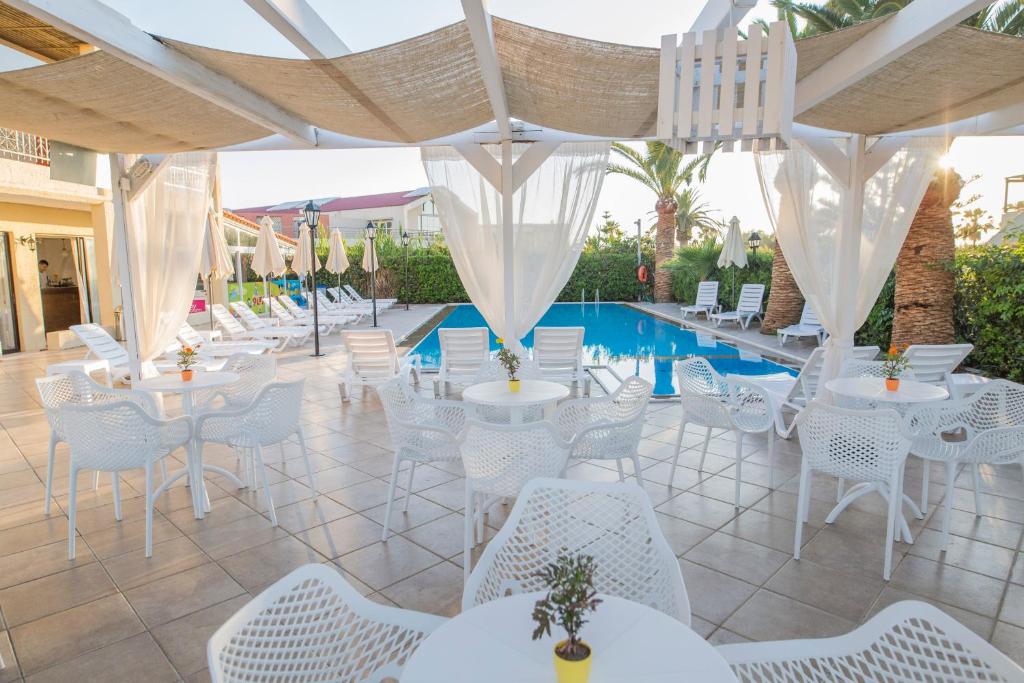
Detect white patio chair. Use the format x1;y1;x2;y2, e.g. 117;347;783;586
459;419;571;581
194;380;314;526
268;297;337;335
905;379;1024;547
903;343;990;400
533;326;591;396
178;321;274;356
793;401;911;580
671;359;777;507
344;283;396;307
193;353;277;413
207;563;445;683
377;377;467;541
718;600;1024;682
777;302;825;346
554;375;652;485
709;283;765;329
230;302;312;347
211;304;291;351
338;329;421;401
463;478;691;624
62;400;191;558
434;327;491;397
277;294;356;328
36;371;163;515
680;280;719;319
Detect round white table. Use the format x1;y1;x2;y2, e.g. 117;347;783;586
403;593;736;683
824;376;950;544
825;377;949;404
462;380;570;423
135;370;241;519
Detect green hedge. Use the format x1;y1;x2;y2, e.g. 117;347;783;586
664;242;773;308
559;252;654;302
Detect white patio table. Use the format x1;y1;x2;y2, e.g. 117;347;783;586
824;376;950;543
135;370;242;519
403;593;736;683
462;379;569;423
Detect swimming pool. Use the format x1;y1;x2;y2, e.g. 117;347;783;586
408;303;796;396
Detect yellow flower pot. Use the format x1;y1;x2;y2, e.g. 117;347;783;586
508;379;521;393
553;641;591;683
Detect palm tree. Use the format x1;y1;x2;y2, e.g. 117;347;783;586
607;142;714;302
770;0;1024;37
674;187;719;245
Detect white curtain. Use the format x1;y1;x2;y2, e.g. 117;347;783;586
422;141;609;344
755;138;942;394
121;152;216;362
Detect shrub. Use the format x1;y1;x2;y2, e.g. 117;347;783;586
664;242;772;306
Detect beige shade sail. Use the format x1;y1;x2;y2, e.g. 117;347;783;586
0;2;89;62
0;51;269;152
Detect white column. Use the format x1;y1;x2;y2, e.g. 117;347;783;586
109;153;143;382
500;139;516;347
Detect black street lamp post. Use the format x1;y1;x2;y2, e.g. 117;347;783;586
401;231;411;311
365;221;378;328
303;201;322;357
748;230;762;257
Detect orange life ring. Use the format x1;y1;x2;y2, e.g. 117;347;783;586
637;265;649;283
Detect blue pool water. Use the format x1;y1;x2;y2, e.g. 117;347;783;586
409;303;796;396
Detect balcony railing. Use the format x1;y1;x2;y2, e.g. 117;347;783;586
0;128;50;166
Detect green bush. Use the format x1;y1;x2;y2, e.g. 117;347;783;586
855;271;896;349
559;252;654;302
664;242;773;307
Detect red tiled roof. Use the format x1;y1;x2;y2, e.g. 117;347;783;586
319;191;421;212
223;209;297;245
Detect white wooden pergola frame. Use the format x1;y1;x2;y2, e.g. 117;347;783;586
7;0;1024;378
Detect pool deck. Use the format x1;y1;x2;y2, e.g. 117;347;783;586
631;302;817;368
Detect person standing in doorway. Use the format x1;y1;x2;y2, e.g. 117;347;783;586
38;259;49;288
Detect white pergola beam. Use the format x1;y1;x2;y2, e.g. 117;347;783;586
795;0;991;115
8;0;318;147
461;0;511;140
688;0;757;33
243;0;350;58
453;142;501;190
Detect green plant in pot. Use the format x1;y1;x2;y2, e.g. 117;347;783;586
882;344;910;391
497;347;521;393
532;553;602;683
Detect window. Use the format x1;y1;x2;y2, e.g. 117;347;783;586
419;198;441;231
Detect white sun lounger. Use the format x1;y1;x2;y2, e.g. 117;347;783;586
212;304;305;351
902;343;989;400
777;302;825;345
230;302;313;347
344;283;396;308
319;290;372;318
435;327;490;397
277;295;357;329
178;322;274;356
710;283;765;330
269;298;338;335
338;329;421;401
680;281;719;319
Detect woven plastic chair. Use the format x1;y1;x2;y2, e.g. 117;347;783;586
61;400;191;558
905;379;1024;548
338;329;421;401
377;377;467;541
554;375;652;484
718;600;1024;682
195;380;312;526
794;401;911;580
36;371;163;516
207;563;445;683
459;419;570;581
434;327;490;397
194;353;277;413
463;478;690;624
672;358;777;506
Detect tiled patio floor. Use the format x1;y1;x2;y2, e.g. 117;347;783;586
1;341;1022;681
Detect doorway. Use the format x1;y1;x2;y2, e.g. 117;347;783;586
36;235;95;339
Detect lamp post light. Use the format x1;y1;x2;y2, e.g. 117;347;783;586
748;230;761;257
365;221;378;328
303;200;322;357
401;231;411;311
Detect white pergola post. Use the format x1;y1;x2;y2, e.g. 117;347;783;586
108;153;143;382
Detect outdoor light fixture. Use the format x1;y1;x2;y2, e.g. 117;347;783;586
304;201;323;357
748;230;761;255
401;231;411;311
17;234;37;251
365;220;379;327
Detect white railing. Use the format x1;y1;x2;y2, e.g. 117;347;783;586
0;128;50;166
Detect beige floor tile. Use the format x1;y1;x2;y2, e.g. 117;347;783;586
723;589;855;642
1001;583;1024;628
80;515;184;559
296;513;383;559
339;536;445;591
362;493;452;535
765;559;885;623
798;526;906;580
992;622;1024;668
102;535;211;591
0;631;19;683
23;632;178;683
325;478;394;511
684;531;789;585
10;594;144;674
720;508;813;554
164;496;259;536
0;539;95;590
0;516;68;555
0;561;116;627
270;496;353;534
124;563;245;628
656;491;740;529
189;513;287;560
890;555;1008;618
868;586;994;638
151;595;250;676
218;536;326;592
906;527;1016;580
379;561;464;617
678;559;757;625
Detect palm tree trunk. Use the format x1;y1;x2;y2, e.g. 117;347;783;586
891;171;961;348
761;241;804;335
654;203;677;302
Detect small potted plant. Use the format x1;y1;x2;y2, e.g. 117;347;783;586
177;344;200;382
497;347;521;393
531;553;602;683
882;344;910;391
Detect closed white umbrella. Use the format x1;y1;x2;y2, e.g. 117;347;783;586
292;224;321;305
253;216;286;318
325;229;349;298
361;237;376;271
718;216;748;306
199;206;233;328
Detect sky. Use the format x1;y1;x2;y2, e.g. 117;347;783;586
2;0;1022;236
